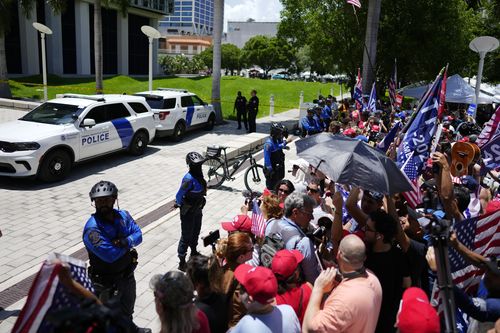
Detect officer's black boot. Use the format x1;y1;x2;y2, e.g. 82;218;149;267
178;256;187;272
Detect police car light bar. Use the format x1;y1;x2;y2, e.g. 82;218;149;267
58;94;105;102
157;88;189;93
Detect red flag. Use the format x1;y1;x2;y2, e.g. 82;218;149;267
438;67;447;120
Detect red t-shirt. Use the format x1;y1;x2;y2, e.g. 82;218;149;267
193;309;211;333
275;283;312;324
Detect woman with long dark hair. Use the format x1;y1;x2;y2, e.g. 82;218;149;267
175;152;207;271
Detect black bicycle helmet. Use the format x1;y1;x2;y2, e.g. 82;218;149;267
270;122;284;136
186;151;205;166
89;180;118;201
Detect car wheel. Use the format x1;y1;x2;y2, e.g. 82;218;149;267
205;113;215;131
38;149;72;182
129;131;148;156
172;122;185;142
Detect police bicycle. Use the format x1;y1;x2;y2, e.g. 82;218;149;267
201;145;265;192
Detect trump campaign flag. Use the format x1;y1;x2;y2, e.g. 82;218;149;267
366;82;377;112
377;121;402;153
12;254;93;333
397;68;445;208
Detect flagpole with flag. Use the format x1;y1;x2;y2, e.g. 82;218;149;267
353;68;363;110
397;67;445;208
388;58;397;111
366;82;377;112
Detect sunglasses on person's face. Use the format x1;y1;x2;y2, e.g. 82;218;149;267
278;187;290;194
307;186;319;193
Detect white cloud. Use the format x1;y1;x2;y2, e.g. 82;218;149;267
223;0;282;32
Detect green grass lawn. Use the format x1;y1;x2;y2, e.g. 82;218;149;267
8;75;346;119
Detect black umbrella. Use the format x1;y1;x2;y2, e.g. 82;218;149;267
295;133;412;195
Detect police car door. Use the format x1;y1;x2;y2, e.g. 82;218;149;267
79;105;115;159
181;95;195;128
191;95;208;125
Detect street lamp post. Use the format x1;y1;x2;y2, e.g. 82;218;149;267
32;22;53;101
141;25;161;92
468;36;499;118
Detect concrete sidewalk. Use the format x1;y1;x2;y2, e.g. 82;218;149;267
0;108;302;332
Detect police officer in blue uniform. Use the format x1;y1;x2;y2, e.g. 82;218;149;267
301;107;323;137
175;152;207;271
83;180;150;333
264;123;289;190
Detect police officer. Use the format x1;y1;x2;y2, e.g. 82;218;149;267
175;152;207;271
233;91;248;130
301;107;322;137
83;181;150;333
247;89;259;133
264;122;289;190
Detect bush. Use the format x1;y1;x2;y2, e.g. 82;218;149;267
158;55;206;75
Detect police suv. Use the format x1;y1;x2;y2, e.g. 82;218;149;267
135;88;216;141
0;94;157;182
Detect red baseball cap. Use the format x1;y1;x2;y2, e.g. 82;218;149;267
271;249;304;280
221;214;252;233
485;199;500;215
397;287;440;333
234;264;278;304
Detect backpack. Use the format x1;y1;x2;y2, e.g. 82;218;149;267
260;233;285;267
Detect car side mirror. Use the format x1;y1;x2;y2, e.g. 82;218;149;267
81;118;96;128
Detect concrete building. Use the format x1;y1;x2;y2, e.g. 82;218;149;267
5;0;172;76
225;21;279;48
159;35;212;58
158;0;214;36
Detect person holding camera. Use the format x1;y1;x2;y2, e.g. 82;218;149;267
83;180;150;333
302;235;382;333
175;152;207;272
263;122;289;190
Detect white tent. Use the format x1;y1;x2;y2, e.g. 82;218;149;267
399;74;499;104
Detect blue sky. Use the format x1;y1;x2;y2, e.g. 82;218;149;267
224;0;282;31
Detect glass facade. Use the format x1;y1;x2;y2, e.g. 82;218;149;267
159;0;214;35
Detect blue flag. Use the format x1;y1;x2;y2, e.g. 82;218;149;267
377;121;402;153
366;82;377;112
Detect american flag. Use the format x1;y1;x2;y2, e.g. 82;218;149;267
347;0;361;8
397;69;444;208
366;82;377;112
353;68;363;110
388;59;397;110
450;210;500;293
335;184;352;224
251;199;266;237
12;254;93;333
476;105;500;148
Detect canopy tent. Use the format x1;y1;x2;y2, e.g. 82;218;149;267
399;74;499;104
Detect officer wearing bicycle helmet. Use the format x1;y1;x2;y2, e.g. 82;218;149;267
264;123;289;190
175;152;207;271
83;181;150;333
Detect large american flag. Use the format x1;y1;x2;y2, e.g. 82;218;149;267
353;68;363;110
251;199;266;237
397;69;444;208
388;59;397;110
347;0;361;8
12;254;93;333
450;210;500;293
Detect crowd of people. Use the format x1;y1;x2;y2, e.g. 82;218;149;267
16;95;500;333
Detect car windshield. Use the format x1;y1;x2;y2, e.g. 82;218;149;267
20;103;82;125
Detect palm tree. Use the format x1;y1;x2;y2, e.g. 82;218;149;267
362;0;382;94
212;0;224;124
0;0;65;98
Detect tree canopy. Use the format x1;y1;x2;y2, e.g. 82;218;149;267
241;35;294;74
279;0;496;88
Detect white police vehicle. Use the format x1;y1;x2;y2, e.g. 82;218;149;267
0;94;157;182
135;88;216;141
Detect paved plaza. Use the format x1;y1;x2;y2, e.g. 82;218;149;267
0;106;301;332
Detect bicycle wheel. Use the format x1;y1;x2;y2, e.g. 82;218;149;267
244;164;266;193
201;158;226;188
